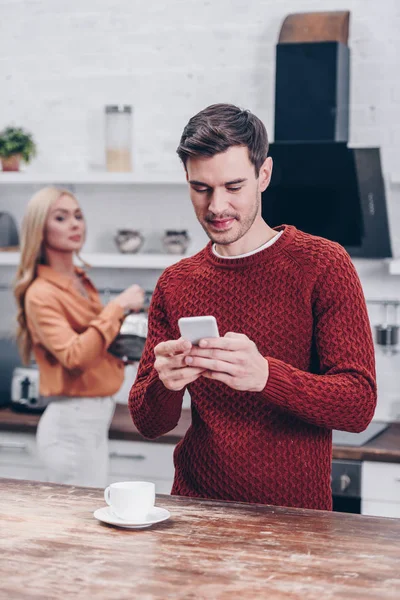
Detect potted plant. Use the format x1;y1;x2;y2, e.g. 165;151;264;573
0;126;37;171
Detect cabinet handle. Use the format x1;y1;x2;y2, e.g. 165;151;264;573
0;442;29;452
109;452;146;461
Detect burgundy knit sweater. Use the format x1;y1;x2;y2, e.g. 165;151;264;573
129;225;376;510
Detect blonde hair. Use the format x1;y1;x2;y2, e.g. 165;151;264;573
13;186;85;364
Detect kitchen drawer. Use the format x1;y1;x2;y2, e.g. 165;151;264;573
362;461;400;503
0;432;40;468
0;463;47;482
108;440;175;481
362;500;400;519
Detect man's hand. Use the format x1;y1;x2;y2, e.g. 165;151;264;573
184;332;269;392
154;337;206;391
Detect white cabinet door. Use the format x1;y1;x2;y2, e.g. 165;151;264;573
108;439;175;494
0;432;177;492
0;431;46;482
362;462;400;503
362;461;400;517
362;500;400;519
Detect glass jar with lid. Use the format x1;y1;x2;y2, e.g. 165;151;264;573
105;105;132;172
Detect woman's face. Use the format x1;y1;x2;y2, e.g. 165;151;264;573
44;194;86;253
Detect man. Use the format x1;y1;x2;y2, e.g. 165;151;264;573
129;103;376;510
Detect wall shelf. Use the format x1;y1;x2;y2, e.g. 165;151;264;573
0;252;189;269
0;172;186;185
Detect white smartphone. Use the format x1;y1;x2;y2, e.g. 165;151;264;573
178;316;220;345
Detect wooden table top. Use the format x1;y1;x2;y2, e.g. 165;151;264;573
1;403;399;462
1;478;399;599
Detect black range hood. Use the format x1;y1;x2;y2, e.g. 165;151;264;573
262;12;392;259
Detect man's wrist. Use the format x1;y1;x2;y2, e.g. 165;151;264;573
261;357;269;390
264;358;269;385
254;357;269;392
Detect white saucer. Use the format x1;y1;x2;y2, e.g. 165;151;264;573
93;506;171;529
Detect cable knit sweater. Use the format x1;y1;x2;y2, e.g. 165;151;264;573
129;225;376;510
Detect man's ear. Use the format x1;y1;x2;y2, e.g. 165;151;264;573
258;157;273;193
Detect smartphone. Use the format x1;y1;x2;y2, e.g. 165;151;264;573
178;316;220;345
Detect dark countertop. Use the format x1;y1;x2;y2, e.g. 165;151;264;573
332;423;400;463
0;402;191;445
1;478;399;599
1;403;399;462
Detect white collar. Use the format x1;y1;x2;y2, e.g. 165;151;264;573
212;230;283;259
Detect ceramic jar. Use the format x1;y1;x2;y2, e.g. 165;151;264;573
162;230;190;254
114;230;144;253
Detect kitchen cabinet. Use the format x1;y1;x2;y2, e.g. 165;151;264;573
0;430;175;493
108;439;175;494
361;461;400;518
362;500;400;518
0;431;46;482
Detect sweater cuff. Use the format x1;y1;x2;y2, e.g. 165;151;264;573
146;367;184;408
90;300;125;346
261;356;296;409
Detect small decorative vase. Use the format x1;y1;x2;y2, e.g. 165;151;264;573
114;230;144;254
162;230;190;254
1;154;21;172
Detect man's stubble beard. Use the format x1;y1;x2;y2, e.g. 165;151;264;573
200;193;260;246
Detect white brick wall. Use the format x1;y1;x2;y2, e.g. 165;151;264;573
1;0;400;420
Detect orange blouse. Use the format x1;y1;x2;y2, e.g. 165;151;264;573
25;265;125;398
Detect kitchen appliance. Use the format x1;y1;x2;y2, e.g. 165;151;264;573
262;11;392;259
0;212;19;249
371;300;400;420
331;459;361;513
108;312;148;363
11;365;49;413
331;421;388;513
374;302;399;353
275;41;349;142
0;336;22;407
263;143;391;258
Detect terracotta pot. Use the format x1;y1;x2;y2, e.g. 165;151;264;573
1;154;22;172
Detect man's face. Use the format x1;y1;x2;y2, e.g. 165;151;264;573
186;146;272;246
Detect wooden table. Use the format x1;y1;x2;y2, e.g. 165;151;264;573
1;479;399;599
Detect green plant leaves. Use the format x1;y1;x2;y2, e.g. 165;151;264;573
0;126;37;162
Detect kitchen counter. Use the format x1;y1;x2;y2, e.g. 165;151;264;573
332;423;400;463
0;403;191;445
1;404;399;462
1;478;399;599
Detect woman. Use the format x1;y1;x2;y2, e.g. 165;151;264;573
14;186;144;487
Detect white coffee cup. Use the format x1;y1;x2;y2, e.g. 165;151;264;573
104;481;155;521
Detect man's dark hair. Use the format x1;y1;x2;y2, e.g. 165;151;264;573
176;103;269;176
